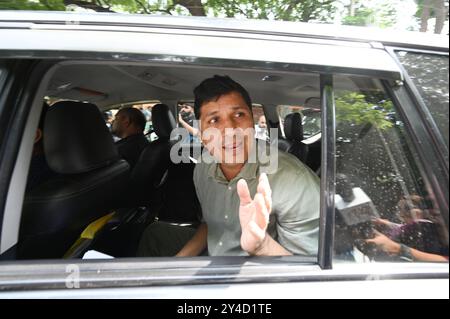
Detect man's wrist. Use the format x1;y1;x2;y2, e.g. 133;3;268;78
252;233;271;256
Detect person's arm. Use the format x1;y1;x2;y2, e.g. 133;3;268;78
366;230;448;262
373;218;400;229
409;247;449;262
178;113;199;136
175;223;207;257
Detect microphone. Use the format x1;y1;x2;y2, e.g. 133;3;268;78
334;174;380;258
335;174;379;226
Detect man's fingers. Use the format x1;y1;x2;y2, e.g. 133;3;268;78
254;193;269;229
257;173;271;195
237;179;252;205
257;173;272;213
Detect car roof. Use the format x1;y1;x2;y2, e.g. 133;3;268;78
0;11;445;109
0;10;448;51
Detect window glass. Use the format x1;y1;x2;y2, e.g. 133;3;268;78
101;109;115;136
276;103;321;173
108;101;160;142
252;105;269;142
277;105;321;139
333;76;448;263
177;101;200;146
129;102;157;142
396;51;449;148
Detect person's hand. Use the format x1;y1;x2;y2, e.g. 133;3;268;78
237;173;272;254
178;112;183;123
365;230;401;256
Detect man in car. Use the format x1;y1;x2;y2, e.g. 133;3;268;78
112;107;149;168
178;103;199;142
138;75;319;257
255;114;269;141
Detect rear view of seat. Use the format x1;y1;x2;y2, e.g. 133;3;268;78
126;103;177;206
156;161;202;225
18;101;130;259
277;112;308;163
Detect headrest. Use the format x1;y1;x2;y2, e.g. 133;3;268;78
284;112;304;142
152;104;176;140
44;101;119;174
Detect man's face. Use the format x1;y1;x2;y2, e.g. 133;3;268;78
258;116;267;128
181;104;194;113
199;91;254;165
111;111;129;137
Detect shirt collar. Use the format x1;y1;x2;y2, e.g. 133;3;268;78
208;160;259;184
206;139;267;184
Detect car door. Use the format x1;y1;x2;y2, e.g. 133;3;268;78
387;47;449;227
0;60;56;257
0;13;448;298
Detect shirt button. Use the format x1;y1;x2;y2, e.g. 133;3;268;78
219;242;223;246
225;215;228;219
228;186;232;190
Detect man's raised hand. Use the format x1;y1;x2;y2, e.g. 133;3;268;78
237;173;272;254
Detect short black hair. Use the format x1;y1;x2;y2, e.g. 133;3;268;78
193;75;252;119
118;107;147;131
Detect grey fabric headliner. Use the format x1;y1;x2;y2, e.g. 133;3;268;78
46;63;374;110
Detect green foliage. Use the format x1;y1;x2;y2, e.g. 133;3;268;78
204;0;337;21
342;7;374;26
0;0;337;21
335;92;394;130
0;0;446;31
342;0;398;28
0;0;65;11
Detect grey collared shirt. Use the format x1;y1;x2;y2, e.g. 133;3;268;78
193;148;320;256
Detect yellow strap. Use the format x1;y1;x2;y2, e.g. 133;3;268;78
63;212;115;258
63;237;85;259
80;212;115;240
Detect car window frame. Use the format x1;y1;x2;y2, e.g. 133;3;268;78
318;74;335;269
381;78;449;232
386;47;449;170
385;46;449;228
0;60;57;256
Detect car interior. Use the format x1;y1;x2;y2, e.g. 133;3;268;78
14;61;396;260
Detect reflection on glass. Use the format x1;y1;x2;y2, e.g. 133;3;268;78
396;51;449;148
334;79;448;263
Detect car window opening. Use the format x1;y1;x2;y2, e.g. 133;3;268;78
8;61;448;265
